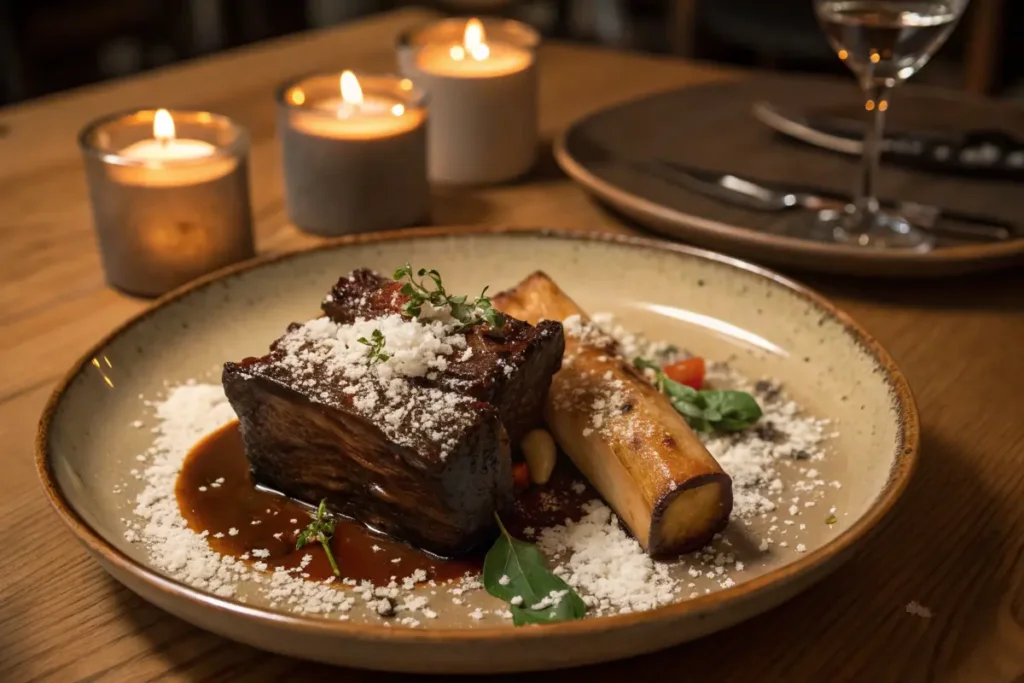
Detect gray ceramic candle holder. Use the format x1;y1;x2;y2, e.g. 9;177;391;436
79;109;254;297
397;17;540;185
277;72;429;237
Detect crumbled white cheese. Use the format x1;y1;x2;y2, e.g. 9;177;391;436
539;501;679;616
267;313;479;460
591;312;678;361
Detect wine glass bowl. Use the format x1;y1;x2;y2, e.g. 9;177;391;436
811;0;969;249
818;1;960;87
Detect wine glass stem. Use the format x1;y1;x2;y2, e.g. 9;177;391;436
853;82;892;226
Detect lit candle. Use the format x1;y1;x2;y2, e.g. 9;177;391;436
79;109;254;296
277;71;429;236
121;109;216;159
415;18;532;77
289;71;424;140
398;17;539;185
107;109;239;187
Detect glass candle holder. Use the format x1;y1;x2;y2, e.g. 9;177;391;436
277;71;429;237
79;109;254;297
397;17;540;185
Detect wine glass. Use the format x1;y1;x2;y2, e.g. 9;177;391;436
812;0;970;250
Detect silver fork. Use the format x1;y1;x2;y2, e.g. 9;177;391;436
645;162;1013;242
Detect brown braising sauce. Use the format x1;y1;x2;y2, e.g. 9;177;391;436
175;421;596;584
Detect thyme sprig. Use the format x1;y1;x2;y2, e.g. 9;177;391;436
296;499;340;576
357;328;389;364
394;264;505;331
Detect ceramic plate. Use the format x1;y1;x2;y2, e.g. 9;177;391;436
554;77;1024;277
38;228;918;673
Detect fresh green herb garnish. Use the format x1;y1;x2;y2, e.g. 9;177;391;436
357;328;389;363
634;358;762;433
825;513;837;525
483;515;586;626
393;264;506;331
296;499;340;576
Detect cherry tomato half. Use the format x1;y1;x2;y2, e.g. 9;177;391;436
512;462;531;491
663;357;705;390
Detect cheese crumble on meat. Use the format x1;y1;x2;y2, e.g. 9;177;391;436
261;313;481;460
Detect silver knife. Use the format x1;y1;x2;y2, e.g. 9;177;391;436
643;160;1014;241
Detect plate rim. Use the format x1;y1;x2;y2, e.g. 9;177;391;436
36;225;920;644
552;81;1024;276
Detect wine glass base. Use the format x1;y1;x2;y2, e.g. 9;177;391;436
815;208;935;251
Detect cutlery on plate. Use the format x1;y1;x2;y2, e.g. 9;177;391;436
643;160;1015;242
752;101;1024;178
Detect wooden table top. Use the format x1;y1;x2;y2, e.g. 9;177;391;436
1;8;1021;683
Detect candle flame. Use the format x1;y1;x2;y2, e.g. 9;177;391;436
391;104;405;116
464;18;489;60
340;70;364;107
153;108;175;144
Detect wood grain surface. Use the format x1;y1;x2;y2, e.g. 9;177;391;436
1;8;1021;683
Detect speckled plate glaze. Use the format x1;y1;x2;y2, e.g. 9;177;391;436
37;227;918;673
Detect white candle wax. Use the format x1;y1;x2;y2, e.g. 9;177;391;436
415;41;532;78
111;135;236;187
289;94;424;140
119;138;217;160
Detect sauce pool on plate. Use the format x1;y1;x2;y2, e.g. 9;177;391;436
175;421;596;584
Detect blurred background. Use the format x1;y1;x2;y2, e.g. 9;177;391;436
0;0;1017;106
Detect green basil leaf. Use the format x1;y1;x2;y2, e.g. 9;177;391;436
699;390;762;429
664;381;699;403
483;517;586;626
676;409;711;433
670;397;704;419
634;357;762;434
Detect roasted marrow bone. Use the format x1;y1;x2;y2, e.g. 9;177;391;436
493;272;733;557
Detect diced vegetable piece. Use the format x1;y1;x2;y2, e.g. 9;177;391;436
522;428;557;485
663;357;705;390
512;462;531;491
